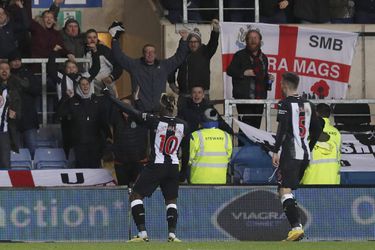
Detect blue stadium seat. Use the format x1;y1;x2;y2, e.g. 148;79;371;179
10;149;33;170
230;140;274;184
36;127;60;148
34;148;68;169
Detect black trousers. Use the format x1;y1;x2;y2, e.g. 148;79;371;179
114;162;144;186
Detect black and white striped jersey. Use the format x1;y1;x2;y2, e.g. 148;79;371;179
0;89;9;132
143;114;188;165
273;95;321;160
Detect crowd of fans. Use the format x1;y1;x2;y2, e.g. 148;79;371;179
0;0;118;167
0;0;233;184
0;0;354;185
161;0;375;24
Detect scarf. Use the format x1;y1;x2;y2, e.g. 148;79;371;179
250;49;267;99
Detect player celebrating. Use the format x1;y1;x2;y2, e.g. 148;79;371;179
103;86;188;243
271;72;322;241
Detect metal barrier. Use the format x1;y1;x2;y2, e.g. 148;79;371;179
224;99;375;132
182;0;259;23
21;58;91;126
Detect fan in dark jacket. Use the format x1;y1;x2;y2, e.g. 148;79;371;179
48;45;100;157
0;61;23;168
168;19;220;111
57;77;110;168
8;50;40;158
227;29;274;129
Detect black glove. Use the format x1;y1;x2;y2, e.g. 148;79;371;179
108;21;125;40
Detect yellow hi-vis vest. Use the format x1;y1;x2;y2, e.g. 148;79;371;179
301;117;342;184
189;128;232;184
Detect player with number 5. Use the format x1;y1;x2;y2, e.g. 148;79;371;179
271;72;322;241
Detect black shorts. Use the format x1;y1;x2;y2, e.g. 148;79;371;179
132;163;179;200
114;162;144;186
277;158;309;190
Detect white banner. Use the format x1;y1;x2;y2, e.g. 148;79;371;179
0;169;116;187
221;23;358;99
234;118;375;172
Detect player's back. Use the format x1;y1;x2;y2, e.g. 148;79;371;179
150;116;188;165
278;95;314;160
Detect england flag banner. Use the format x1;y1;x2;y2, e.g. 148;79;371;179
221;23;358;99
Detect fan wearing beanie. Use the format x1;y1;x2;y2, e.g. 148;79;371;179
168;19;220;113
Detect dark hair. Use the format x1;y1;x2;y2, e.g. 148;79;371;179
191;84;205;92
78;76;90;84
86;28;97;35
316;103;331;118
281;72;299;90
160;93;175;115
142;44;156;54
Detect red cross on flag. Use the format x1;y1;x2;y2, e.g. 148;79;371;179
221;23;358;100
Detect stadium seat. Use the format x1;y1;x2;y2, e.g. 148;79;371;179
36;126;61;148
10;149;33;170
230;139;274;184
34;148;68;169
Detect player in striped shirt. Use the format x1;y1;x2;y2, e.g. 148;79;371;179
103;87;188;242
272;72;322;241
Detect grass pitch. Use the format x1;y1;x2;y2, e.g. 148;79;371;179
0;242;374;250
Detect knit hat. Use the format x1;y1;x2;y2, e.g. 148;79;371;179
187;28;202;43
7;50;21;62
203;108;219;122
64;18;80;31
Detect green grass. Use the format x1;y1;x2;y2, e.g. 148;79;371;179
0;242;374;250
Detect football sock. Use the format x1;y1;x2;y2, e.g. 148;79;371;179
131;199;146;232
166;204;178;234
281;194;301;228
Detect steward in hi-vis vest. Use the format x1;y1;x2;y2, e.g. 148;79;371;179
301;104;342;184
189;108;232;184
